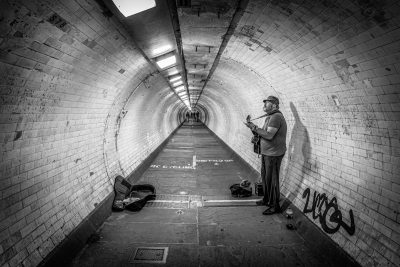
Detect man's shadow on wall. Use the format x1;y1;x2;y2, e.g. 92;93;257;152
281;102;311;209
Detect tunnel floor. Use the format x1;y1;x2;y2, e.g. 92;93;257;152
69;121;355;267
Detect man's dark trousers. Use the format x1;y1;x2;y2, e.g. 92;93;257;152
260;154;285;210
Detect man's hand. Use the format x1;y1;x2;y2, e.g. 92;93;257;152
246;115;251;122
244;121;257;131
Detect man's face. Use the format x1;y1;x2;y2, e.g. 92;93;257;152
263;101;274;113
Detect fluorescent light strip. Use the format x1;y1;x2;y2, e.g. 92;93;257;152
153;45;171;56
112;0;156;17
156;55;176;69
175;85;185;92
168;69;179;76
170;76;181;82
172;80;183;87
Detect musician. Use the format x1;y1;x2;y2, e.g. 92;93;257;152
244;96;287;215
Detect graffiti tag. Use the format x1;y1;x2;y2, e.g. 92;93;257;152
302;188;355;235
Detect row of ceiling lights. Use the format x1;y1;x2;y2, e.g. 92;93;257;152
112;0;191;110
154;51;191;109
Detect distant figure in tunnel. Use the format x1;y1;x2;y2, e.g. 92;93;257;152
186;111;190;122
245;96;287;215
195;111;200;122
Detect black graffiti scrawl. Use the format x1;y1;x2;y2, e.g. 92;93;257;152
302;188;355;235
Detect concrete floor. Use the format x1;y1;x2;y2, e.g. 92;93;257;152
69;122;358;267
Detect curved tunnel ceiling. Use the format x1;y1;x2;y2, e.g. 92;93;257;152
0;0;399;266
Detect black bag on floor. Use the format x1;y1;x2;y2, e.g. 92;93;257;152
230;181;252;198
125;184;156;211
112;175;156;212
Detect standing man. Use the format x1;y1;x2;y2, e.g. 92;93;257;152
245;96;287;215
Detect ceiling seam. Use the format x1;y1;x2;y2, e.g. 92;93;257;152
194;0;250;108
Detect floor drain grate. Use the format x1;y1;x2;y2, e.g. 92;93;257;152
146;201;189;209
130;247;169;264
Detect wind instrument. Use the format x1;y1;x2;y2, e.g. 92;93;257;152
248;114;268;121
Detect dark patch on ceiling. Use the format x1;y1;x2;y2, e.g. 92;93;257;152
83;39;97;49
264;46;272;52
334;59;350;68
14;131;22;141
94;0;114;18
47;13;70;32
333;59;352;85
249;38;262;46
357;0;391;27
13;31;23;38
239;25;255;38
184;1;232;16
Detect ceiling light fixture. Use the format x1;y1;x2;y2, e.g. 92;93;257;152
169;75;181;82
153;45;172;56
168;69;179;76
112;0;156;17
156;55;176;69
172;80;183;87
175;85;185;92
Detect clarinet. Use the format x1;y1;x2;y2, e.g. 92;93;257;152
249;114;268;121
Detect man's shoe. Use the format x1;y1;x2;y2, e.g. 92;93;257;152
262;207;279;215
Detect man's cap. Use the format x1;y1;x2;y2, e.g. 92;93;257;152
263;96;279;105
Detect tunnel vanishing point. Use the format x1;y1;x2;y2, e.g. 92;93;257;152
0;0;400;266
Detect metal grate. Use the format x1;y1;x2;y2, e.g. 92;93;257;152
130;247;168;264
146;194;189;208
145;201;189;209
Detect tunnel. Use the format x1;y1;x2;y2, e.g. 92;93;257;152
0;0;399;266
